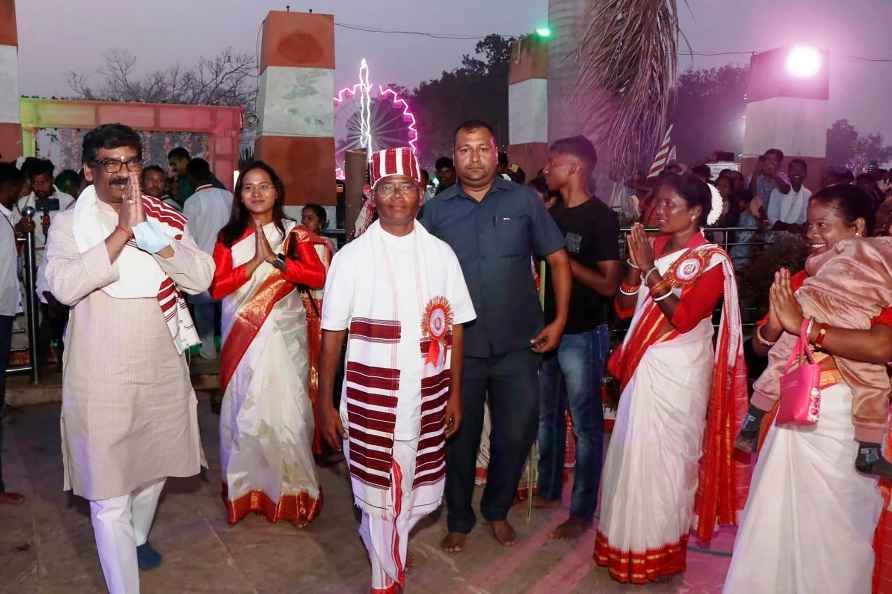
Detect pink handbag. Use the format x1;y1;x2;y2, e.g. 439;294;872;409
775;320;822;426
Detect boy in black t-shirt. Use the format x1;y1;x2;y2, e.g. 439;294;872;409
536;136;620;539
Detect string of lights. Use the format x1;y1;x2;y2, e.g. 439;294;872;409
334;21;892;63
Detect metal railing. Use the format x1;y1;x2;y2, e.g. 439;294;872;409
617;225;769;254
7;230;39;384
614;225;781;335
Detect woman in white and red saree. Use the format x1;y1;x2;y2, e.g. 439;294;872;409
210;162;326;527
595;173;748;584
725;185;892;594
299;204;335;459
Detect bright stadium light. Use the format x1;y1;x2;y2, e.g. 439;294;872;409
786;45;822;78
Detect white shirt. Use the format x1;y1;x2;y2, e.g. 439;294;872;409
322;224;475;439
13;188;76;250
767;185;811;226
183;185;233;255
0;204;21;316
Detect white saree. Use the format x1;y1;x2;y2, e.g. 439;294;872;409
596;234;747;584
218;221;321;526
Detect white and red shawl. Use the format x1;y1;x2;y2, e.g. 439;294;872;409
72;185;199;353
342;221;453;518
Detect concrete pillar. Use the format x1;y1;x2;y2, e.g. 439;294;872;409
0;0;21;161
508;35;549;180
255;11;336;205
742;46;830;192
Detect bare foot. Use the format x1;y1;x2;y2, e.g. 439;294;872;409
441;532;466;553
548;516;589;540
532;495;562;509
490;520;517;547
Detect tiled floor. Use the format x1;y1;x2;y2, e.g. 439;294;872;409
0;399;732;594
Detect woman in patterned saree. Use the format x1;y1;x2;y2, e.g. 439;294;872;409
210;161;326;526
595;173;748;584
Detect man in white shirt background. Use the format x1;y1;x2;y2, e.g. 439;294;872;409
183;158;233;359
14;158;76;249
13;159;76;367
0;163;26;505
767;159;811;234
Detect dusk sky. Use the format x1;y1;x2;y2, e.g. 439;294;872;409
14;0;892;142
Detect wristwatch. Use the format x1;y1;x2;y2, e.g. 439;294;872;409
270;253;286;271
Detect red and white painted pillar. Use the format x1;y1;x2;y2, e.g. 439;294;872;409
0;0;21;161
742;46;830;191
255;11;336;205
508;35;549;179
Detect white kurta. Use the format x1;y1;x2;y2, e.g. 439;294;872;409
322;221;475;592
45;208;214;501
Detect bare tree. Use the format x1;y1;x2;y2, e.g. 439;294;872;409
68;48;257;111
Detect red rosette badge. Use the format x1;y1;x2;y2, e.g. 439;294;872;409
422;297;453;367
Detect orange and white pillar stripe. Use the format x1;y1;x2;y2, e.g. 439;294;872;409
0;0;21;161
508;35;549;178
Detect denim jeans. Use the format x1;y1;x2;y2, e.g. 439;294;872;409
537;324;609;521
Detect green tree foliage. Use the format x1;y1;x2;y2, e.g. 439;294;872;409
409;34;513;167
670;65;749;164
826;118;892;169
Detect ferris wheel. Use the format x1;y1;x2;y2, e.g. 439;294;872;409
333;59;419;175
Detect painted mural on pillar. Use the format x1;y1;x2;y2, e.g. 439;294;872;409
34;128;209;172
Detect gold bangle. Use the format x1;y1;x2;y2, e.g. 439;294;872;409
653;286;673;302
756;325;777;346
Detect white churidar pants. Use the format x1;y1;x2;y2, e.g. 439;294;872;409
89;477;166;594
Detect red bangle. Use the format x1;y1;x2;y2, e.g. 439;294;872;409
619;281;641;295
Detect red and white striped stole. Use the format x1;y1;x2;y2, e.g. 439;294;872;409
345;319;401;489
143;196;199;352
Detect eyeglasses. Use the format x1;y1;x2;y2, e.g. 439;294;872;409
377;182;418;197
243;183;275;194
93;158;143;174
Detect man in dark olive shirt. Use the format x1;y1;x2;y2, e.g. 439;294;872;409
536;136;620;540
421;120;571;553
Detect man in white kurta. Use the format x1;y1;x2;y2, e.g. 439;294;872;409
0;163;25;505
319;148;475;594
44;124;214;594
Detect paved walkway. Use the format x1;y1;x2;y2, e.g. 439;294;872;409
0;398;732;594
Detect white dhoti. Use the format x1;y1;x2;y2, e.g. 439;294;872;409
723;383;882;594
348;439;434;594
90;478;166;594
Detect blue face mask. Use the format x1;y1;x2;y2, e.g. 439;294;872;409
132;218;172;254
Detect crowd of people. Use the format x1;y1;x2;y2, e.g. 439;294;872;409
0;119;891;594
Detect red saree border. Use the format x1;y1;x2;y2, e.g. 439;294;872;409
219;226;321;395
594;530;688;584
221;482;322;527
